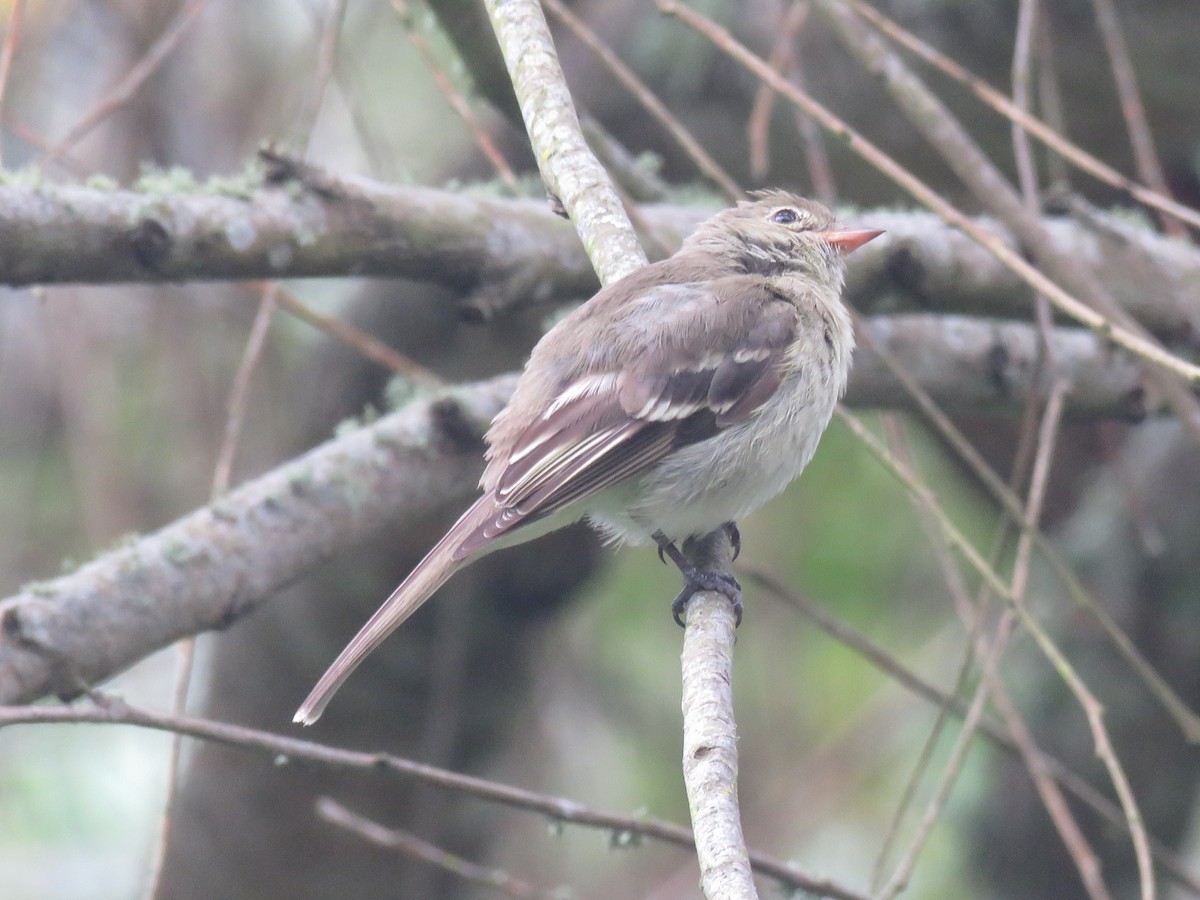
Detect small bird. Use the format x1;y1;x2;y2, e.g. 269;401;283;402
294;192;881;725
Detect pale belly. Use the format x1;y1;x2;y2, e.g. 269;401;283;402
583;370;841;545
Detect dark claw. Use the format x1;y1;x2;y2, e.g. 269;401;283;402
723;521;741;561
653;530;685;568
671;565;743;628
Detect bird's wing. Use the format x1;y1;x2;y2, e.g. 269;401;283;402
454;279;801;557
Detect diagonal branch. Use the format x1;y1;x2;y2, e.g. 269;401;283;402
0;375;515;705
0;698;868;899
483;0;645;283
0;311;1159;708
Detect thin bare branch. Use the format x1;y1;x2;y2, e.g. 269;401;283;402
837;0;1200;233
0;698;868;899
483;0;645;282
0;0;27;170
656;0;1200;385
391;0;519;189
835;407;1153;899
273;285;442;384
40;0;214;166
1089;0;1185;238
316;798;558;899
748;567;1200;898
541;0;741;202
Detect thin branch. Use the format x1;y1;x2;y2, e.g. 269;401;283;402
867;413;985;891
0;0;27;170
272;285;442;384
747;568;1200;897
293;0;350;147
876;613;1012;899
483;0;645;283
1010;0;1057;377
877;384;1083;899
542;0;741;202
997;383;1114;900
836;0;1200;233
316;798;558;899
656;0;1200;385
0;699;868;899
1089;0;1185;238
211;286;278;492
678;530;757;900
747;0;807;183
391;0;519;189
40;0;214;167
835;407;1153;898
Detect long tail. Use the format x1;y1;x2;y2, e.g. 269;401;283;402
293;495;498;725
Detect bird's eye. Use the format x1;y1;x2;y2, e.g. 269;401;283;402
771;208;799;225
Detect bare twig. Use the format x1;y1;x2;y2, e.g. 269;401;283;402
748;1;807;182
997;383;1113;900
0;698;868;899
747;567;1200;897
1089;0;1184;238
656;0;1200;385
876;385;1093;899
139;283;281;900
294;0;350;145
483;0;645;283
273;285;442;384
836;0;1200;232
211;287;278;492
40;0;214;166
1011;0;1057;375
747;2;835;202
541;0;741;202
835;407;1153;899
316;798;558;899
0;0;27;170
391;0;519;189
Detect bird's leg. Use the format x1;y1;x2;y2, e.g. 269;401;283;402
652;531;743;627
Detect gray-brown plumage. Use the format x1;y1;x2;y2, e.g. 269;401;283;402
295;192;881;724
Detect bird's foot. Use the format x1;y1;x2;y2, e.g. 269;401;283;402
723;521;741;561
653;529;743;626
671;566;743;628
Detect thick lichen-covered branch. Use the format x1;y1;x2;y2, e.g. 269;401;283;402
3;168;1197;347
0;312;1155;707
0;376;515;705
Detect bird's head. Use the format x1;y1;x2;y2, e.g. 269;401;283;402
682;191;883;284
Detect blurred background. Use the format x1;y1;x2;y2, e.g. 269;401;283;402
1;1;1199;898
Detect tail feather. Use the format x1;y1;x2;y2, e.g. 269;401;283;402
293;495;498;725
